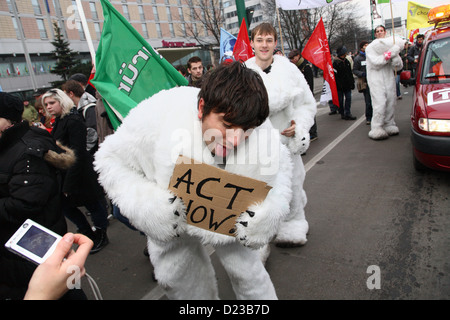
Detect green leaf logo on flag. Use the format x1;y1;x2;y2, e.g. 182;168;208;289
92;0;188;129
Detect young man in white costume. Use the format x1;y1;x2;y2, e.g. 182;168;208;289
366;25;405;140
246;23;317;248
94;62;293;299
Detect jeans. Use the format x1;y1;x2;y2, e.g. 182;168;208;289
338;89;352;116
363;86;373;121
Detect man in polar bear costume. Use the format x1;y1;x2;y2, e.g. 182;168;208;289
366;25;405;140
94;62;293;299
246;23;317;249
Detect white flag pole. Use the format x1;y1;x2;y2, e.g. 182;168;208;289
389;0;395;43
75;0;96;68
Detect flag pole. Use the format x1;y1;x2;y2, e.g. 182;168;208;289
275;6;285;56
75;0;96;67
389;0;395;44
389;0;397;78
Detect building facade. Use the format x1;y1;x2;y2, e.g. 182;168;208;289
0;0;265;96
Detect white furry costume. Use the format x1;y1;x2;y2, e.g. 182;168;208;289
246;55;317;246
366;37;405;140
94;86;293;299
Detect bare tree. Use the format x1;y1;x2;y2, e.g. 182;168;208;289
263;0;369;53
183;0;224;48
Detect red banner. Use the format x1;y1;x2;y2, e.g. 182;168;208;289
302;18;339;107
233;19;254;62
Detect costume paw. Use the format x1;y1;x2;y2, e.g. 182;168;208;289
235;206;277;250
288;130;310;155
384;125;399;136
368;127;389;140
148;194;186;243
168;195;187;237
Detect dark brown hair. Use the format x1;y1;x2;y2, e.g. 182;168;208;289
61;80;85;98
251;22;277;42
198;61;269;130
187;56;202;70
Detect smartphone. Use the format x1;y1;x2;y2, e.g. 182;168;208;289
4;219;62;265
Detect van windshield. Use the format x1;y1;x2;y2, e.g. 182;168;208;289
422;38;450;84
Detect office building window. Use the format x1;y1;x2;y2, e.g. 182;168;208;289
142;23;149;38
138;5;145;21
169;23;174;37
76;21;85;40
36;19;48;39
153;6;159;21
90;2;98;20
122;4;130;20
31;0;42;15
156;23;162;37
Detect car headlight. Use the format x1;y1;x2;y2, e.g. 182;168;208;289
419;118;450;132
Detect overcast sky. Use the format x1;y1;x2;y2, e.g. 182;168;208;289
353;0;449;28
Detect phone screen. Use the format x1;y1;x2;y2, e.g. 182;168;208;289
17;225;59;258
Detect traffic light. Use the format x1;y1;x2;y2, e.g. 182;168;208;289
246;8;254;29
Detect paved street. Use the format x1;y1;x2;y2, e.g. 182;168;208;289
70;78;450;301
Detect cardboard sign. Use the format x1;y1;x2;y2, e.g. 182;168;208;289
168;156;272;237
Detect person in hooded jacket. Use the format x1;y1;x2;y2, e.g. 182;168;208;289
41;89;109;253
333;45;356;120
0;92;79;299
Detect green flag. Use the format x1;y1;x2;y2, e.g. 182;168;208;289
91;0;188;129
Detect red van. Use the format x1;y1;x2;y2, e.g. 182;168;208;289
408;5;450;171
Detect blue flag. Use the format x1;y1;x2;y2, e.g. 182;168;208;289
220;28;237;62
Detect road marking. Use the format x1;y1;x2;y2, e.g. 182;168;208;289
305;115;365;172
141;111;364;300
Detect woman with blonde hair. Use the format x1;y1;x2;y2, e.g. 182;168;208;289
42;89;109;253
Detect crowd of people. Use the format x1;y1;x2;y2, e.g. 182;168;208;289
0;20;412;300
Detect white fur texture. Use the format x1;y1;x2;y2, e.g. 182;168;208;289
366;37;405;140
246;55;315;245
94;86;293;299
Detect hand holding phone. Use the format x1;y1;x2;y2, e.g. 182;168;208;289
24;233;93;300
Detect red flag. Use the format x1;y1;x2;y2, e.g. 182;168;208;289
233;18;254;62
409;29;419;42
301;18;339;108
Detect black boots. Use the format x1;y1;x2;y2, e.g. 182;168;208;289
77;227;109;254
90;228;109;254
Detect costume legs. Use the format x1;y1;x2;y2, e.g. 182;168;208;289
147;236;219;300
368;89;389;140
274;154;308;246
383;94;399;136
214;242;277;299
369;88;398;140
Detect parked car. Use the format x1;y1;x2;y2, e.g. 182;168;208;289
405;5;450;172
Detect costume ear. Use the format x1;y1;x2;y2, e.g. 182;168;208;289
197;98;204;120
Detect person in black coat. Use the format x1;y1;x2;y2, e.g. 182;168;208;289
288;49;318;141
333;46;356;120
0;92;77;299
353;40;373;124
41;89;109;253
